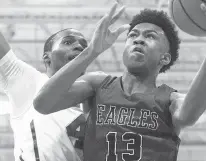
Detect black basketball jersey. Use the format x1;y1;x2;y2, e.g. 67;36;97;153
84;76;181;161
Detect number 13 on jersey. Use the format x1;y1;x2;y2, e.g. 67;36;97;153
106;132;142;161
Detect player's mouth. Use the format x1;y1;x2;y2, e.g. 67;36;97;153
132;46;145;55
130;46;145;62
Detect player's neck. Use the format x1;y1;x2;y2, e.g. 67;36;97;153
122;71;157;95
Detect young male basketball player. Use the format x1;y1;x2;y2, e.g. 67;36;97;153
0;5;125;161
34;2;206;161
0;29;88;161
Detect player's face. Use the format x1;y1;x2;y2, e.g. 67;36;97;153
48;30;87;76
122;23;170;76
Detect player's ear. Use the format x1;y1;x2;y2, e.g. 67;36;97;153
160;53;171;66
43;52;51;67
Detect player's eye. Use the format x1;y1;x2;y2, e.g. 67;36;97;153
63;41;72;45
128;33;137;38
146;34;156;39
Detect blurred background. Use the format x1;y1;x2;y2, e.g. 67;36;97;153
0;0;206;160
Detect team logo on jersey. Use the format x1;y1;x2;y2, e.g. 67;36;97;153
96;104;159;130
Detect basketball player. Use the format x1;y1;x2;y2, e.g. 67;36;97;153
0;5;126;161
34;2;206;161
0;28;88;161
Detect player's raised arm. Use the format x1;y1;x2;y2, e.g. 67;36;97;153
34;71;108;114
0;31;47;117
170;57;206;131
33;3;129;114
0;32;11;59
168;0;206;132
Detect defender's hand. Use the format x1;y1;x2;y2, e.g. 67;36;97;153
89;2;130;55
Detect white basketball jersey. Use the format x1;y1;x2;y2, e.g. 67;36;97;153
0;50;85;161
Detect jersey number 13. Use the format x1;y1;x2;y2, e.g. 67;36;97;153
106;132;142;161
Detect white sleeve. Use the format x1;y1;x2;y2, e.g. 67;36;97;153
0;49;49;118
0;93;12;115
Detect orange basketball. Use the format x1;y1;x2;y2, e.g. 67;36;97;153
169;0;206;37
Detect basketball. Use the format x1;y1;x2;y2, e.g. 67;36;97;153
169;0;206;37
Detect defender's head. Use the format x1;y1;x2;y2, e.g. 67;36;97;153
123;9;180;78
43;28;87;77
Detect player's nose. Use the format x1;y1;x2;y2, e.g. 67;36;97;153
73;44;84;52
133;38;146;46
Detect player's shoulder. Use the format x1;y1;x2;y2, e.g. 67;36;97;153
85;71;108;78
78;71;109;89
170;92;186;102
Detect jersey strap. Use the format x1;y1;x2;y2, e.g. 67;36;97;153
100;75;117;89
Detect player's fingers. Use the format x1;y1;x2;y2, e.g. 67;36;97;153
96;14;107;26
116;0;123;5
112;24;130;38
108;2;118;21
110;6;125;25
96;14;109;32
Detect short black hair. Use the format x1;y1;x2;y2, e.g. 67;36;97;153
128;9;181;73
43;28;73;55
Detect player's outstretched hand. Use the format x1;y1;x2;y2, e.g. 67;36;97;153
200;0;206;14
89;2;130;55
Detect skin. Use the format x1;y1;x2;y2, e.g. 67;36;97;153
44;29;87;77
121;23;171;95
44;29;91;114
